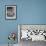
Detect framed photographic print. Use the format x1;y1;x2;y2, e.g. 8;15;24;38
5;5;16;20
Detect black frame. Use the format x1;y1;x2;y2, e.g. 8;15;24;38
5;5;17;20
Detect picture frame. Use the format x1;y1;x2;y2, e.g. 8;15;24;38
5;5;16;20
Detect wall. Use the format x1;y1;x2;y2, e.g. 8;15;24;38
0;0;46;44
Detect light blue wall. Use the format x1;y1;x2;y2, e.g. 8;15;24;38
0;0;46;44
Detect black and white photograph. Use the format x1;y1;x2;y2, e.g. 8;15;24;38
5;5;16;20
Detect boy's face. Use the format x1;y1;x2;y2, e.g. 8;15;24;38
7;7;15;17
